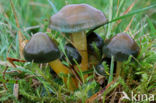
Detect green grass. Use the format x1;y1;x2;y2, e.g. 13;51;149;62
0;0;156;103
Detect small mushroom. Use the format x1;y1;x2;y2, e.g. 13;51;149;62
102;32;140;78
87;32;104;56
95;58;111;76
23;32;60;63
95;63;108;76
50;4;107;79
87;32;104;68
23;32;77;90
60;43;83;84
60;43;82;65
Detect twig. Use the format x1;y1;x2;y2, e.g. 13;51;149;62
7;57;25;73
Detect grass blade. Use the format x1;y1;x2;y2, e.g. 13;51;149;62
109;4;156;23
48;0;58;13
106;0;113;38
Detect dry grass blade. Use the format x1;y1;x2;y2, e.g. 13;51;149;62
124;16;135;32
29;2;49;7
13;83;19;100
0;60;13;67
116;0;120;16
111;0;137;31
7;57;26;67
0;58;25;74
117;0;137;24
24;25;40;32
10;0;25;58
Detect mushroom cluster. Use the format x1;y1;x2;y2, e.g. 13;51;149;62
23;4;140;91
49;4;107;79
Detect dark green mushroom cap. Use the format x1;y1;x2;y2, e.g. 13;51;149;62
95;58;110;76
23;32;60;63
50;4;107;33
95;63;107;76
87;32;104;55
102;32;139;62
60;43;81;65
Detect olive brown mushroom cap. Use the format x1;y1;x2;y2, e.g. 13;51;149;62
23;32;60;63
87;32;104;54
95;63;107;76
60;43;82;65
102;33;140;62
50;4;107;33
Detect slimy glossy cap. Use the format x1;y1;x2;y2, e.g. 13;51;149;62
23;32;60;63
50;4;107;33
60;43;81;65
102;33;139;61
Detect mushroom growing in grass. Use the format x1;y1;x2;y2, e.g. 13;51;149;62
87;32;104;56
60;43;83;84
87;32;104;68
23;32;77;90
102;32;140;79
49;4;107;79
95;58;111;77
60;43;82;65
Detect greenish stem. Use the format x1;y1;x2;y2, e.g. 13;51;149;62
116;61;122;78
108;56;114;83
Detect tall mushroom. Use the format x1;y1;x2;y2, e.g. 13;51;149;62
49;4;107;79
23;32;77;90
102;32;140;79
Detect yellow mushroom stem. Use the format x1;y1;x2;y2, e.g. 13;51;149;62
49;59;78;90
71;32;88;80
115;61;122;78
88;55;98;68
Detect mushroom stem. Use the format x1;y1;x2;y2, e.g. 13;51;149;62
49;59;78;90
116;61;122;77
71;32;88;79
88;55;98;68
108;56;114;83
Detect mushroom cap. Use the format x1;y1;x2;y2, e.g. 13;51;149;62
95;63;107;76
60;43;81;65
23;32;60;63
50;4;107;33
102;33;139;62
95;58;110;76
87;32;104;55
